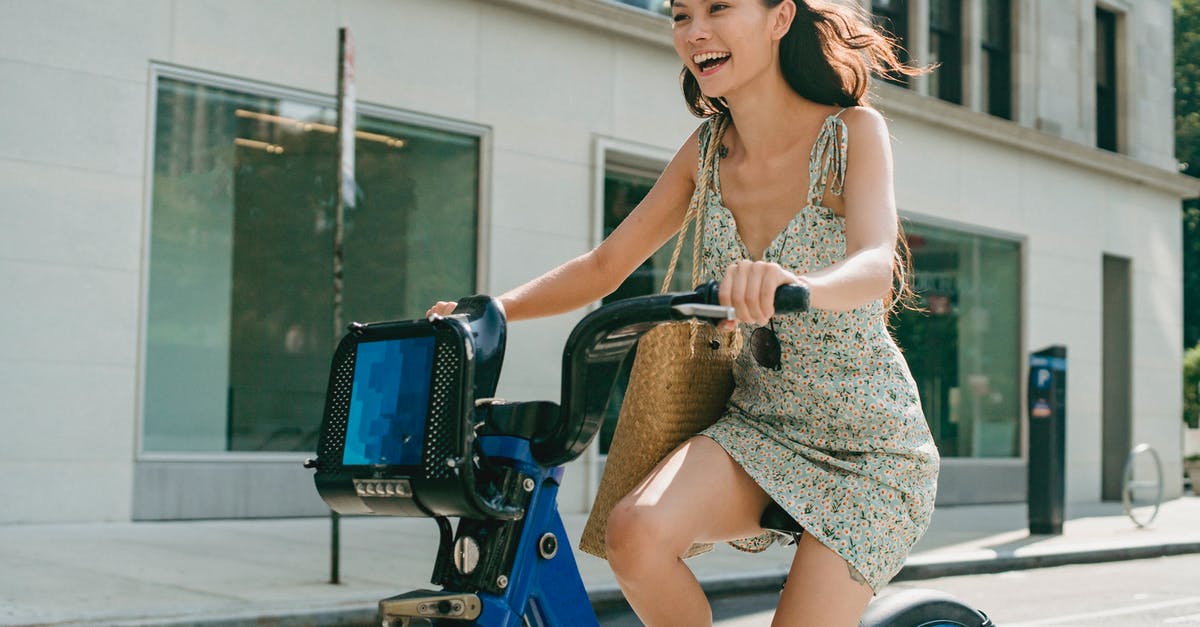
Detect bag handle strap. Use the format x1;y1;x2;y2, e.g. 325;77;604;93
660;114;730;294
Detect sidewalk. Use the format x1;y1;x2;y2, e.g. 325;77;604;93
1;497;1198;626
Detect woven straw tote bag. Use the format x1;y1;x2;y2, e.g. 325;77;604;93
579;115;742;560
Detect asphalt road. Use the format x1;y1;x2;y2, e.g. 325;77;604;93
596;554;1200;626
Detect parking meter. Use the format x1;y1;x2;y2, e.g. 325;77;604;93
1028;345;1066;535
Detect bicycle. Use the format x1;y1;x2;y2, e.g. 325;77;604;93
307;281;992;626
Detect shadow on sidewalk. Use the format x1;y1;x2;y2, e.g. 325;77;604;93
980;533;1056;556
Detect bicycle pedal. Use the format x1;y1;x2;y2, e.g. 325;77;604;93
379;589;482;623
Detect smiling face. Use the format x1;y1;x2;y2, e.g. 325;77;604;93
671;0;793;101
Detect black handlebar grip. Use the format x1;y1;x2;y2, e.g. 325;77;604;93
693;280;810;313
773;284;810;314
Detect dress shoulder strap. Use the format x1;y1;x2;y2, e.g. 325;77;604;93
807;108;850;207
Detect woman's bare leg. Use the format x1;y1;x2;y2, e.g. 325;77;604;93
770;532;875;627
605;435;773;627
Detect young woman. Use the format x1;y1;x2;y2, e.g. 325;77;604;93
429;1;939;624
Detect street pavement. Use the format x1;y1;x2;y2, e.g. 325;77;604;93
597;554;1200;626
1;497;1198;626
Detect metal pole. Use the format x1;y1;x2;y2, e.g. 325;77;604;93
334;26;356;344
330;25;356;586
330;510;340;585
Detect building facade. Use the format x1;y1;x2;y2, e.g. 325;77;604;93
0;0;1194;523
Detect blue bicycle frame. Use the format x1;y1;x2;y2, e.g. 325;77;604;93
452;436;594;626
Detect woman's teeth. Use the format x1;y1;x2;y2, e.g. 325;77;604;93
693;52;731;72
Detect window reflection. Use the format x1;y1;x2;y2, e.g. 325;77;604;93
893;223;1021;458
144;76;479;453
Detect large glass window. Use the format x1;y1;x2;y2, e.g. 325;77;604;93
929;0;963;104
981;0;1013;119
144;74;480;453
872;0;911;87
893;223;1021;458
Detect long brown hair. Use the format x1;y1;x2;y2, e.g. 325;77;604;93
681;0;927;317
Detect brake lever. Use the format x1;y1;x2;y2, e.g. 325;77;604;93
671;303;736;320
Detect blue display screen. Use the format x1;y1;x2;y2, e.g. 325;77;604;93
342;336;436;467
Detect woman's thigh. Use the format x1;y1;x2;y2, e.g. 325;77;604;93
772;532;874;627
612;434;775;548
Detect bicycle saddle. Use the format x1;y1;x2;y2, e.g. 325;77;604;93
760;501;805;544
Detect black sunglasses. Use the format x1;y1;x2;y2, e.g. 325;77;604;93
750;319;782;370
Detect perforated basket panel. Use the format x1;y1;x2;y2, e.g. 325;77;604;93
424;339;464;480
317;343;357;473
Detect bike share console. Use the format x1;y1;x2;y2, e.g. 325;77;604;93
312;296;529;521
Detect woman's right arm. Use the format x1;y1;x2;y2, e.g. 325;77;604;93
429;126;702;322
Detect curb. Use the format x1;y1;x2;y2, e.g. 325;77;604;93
893;541;1200;581
47;605;378;627
46;542;1200;626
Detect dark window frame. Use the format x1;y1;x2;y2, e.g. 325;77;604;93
980;0;1013;119
929;0;964;104
872;0;912;87
1095;7;1119;152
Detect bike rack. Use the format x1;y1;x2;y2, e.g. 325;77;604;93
1121;443;1163;528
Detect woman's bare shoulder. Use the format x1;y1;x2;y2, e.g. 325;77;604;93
836;106;889;140
678;120;707;184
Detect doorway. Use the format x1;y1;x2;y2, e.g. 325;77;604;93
1101;254;1132;501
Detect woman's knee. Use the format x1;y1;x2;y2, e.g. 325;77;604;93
604;497;685;569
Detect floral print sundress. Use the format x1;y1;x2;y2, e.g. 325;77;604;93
695;108;941;593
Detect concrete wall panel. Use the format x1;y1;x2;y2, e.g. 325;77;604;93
0;260;139;367
0;160;143;272
0;0;170;83
346;0;483;122
0;362;136;463
167;0;339;95
0;60;147;177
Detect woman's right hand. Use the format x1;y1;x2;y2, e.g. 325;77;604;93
426;301;458;318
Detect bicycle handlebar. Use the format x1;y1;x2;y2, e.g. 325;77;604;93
531;280;809;466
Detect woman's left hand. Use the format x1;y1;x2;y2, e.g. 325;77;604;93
718;260;805;330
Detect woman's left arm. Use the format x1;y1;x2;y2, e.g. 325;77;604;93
801;106;898;311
